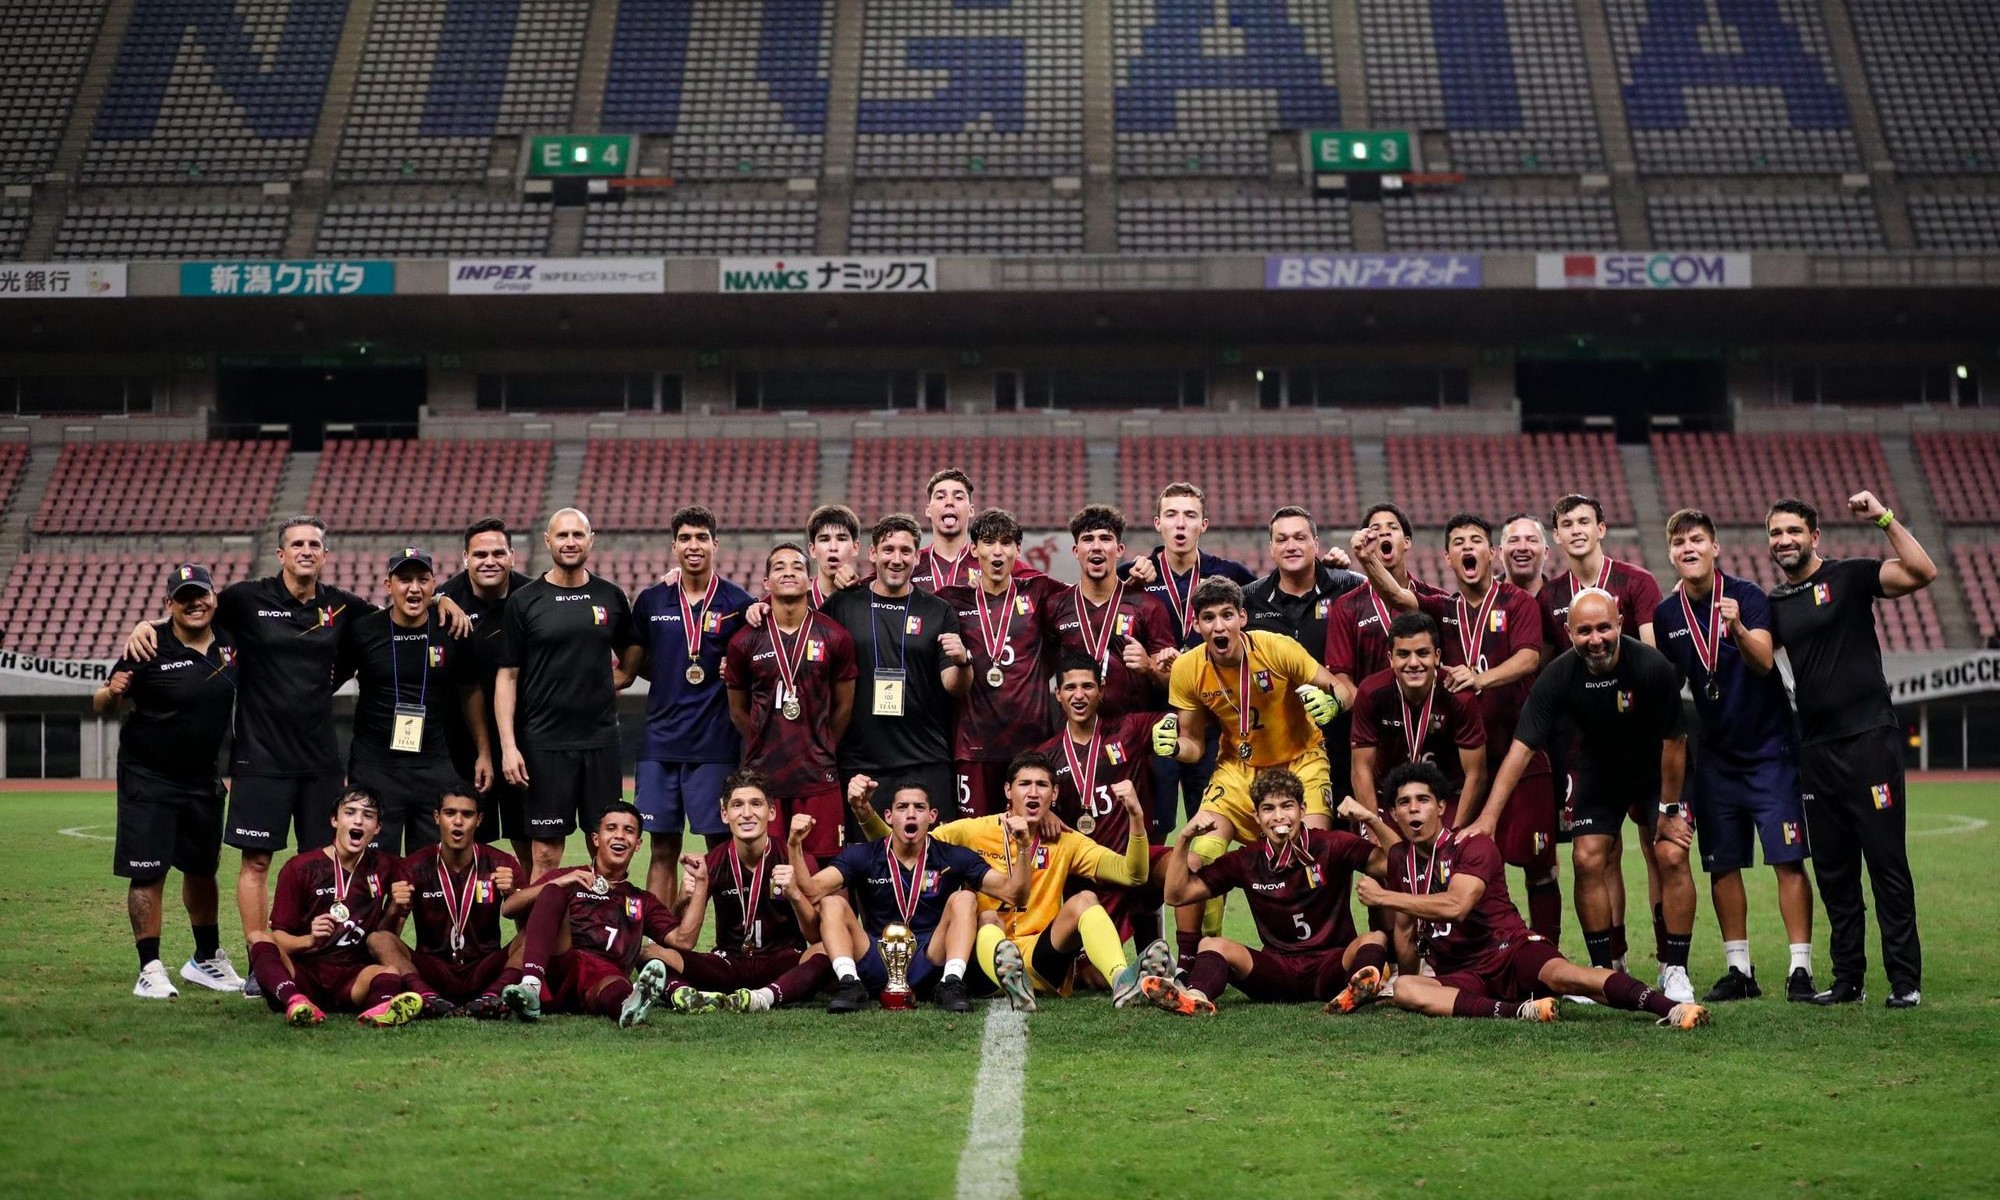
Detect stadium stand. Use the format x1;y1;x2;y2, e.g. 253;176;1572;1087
1358;0;1603;174
316;202;553;257
31;440;287;534
336;0;588;182
849;198;1084;254
0;1;103;183
305;439;551;533
581;199;818;256
0;205;28;260
848;436;1086;530
1117;194;1351;253
0;442;29;514
0;551;255;659
1603;0;1859;174
1118;434;1356;530
1848;0;2000;173
1914;433;2000;524
1112;0;1341;176
577;438;818;533
856;0;1083;179
1651;432;1896;528
83;0;344;184
590;546;768;597
1386;433;1633;528
1721;540;1942;652
1907;193;2000;252
1646;192;1885;251
1381;192;1618;250
1952;544;2000;643
52;204;288;259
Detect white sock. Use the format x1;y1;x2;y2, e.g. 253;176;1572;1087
833;956;857;981
1724;940;1751;975
1789;943;1813;973
943;957;967;982
520;974;541;992
748;987;775;1012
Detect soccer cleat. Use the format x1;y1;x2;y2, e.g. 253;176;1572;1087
133;960;179;1000
180;950;244;992
502;977;543;1023
357;991;424;1028
621;961;669;1027
991;938;1037;1013
825;976;870;1014
1811;980;1865;1006
1515;997;1560;1023
933;977;972;1013
1658;1002;1712;1031
1785;968;1816;1003
463;993;509;1020
1109;961;1147;1009
1885;990;1922;1010
1140;974;1214;1017
667;983;723;1015
242;973;263;1000
417;993;457;1020
285;997;325;1027
1135;939;1174;983
716;988;755;1014
1324;965;1384;1015
1659;965;1695;1005
1702;966;1761;1003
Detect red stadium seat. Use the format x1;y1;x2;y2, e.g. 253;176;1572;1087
1118;436;1357;530
848;436;1086;530
31;440;287;535
307;439;551;533
578;438;819;533
1651;433;1896;527
1915;433;2000;524
0;551;256;659
1387;433;1633;528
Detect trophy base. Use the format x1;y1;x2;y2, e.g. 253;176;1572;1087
879;989;916;1011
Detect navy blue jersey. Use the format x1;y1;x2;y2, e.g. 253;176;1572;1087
827;837;991;938
1654;575;1794;764
632;576;754;762
1121;549;1256;649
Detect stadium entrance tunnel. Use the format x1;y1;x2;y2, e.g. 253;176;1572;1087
1516;358;1726;441
217;360;426;449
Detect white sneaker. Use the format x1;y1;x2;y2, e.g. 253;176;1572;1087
181;950;245;992
134;960;179;1000
1660;965;1695;1005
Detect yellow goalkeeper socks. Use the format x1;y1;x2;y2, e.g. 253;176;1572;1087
1077;904;1129;981
975;922;1008;986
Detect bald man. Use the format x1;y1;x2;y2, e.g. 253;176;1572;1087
1469;590;1700;1004
494;508;646;877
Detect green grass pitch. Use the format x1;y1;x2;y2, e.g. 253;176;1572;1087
4;784;1998;1198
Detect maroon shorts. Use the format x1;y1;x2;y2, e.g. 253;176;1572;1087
778;786;843;859
290;954;369;1011
542;950;629;1012
413;948;508;1003
1088;846;1169;938
1434;937;1564;1004
675;946;804;991
1496;768;1559;870
1236;946;1350;1003
954;761;1008;819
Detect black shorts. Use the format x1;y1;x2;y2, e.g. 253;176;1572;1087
1798;726;1904;813
348;747;464;856
522;745;625;840
225;768;345;853
114;763;224;882
1567;775;1659;840
480;779;530;843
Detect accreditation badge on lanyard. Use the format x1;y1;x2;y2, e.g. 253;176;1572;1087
390;623;433;753
872;598;912;717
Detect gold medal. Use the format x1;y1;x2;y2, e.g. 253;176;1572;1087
1077;814;1096;836
685;662;706;686
590;875;610;896
986;664;1004;688
329;901;350;923
783;698;802;721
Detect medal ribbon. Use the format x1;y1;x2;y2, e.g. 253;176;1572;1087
678;572;721;669
1208;639;1254;750
973;576;1016;672
1679;575;1726;687
771;615;812;710
1076;584;1124;665
1367;585;1397;650
886;839;930;927
1160;556;1198;637
1455;580;1501;670
1061;720;1102;817
728;840;770;949
1400;679;1439;766
437;848;482;952
927;546;969;590
1408;827;1454;947
330;848;361;918
388;614;432;711
1568;557;1613;604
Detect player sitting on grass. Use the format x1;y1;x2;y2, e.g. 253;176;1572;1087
1145;768;1391;1017
794;779;1029;1013
500;802;707;1027
1358;762;1710;1029
244;787;423;1028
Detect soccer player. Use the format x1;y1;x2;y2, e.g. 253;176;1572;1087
1327;502;1440;713
494;508;644;880
909;468;1041;592
243;787;424;1028
337;548;483;855
939;508;1065;816
1040;504;1176;721
1361;762;1709;1029
369;785;523;1018
440;517;536;865
633;506;753;904
1767;491;1936;1008
501;802;704;1026
1500;513;1551;598
794;779;1030;1012
823;513;972;818
1655;510;1815;1002
725;543;857;859
806;503;863;607
1348;612;1487;823
1147;770;1391;1016
1479;590;1701;1002
95;563;241;998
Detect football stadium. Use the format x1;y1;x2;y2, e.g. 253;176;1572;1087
3;1;1999;1196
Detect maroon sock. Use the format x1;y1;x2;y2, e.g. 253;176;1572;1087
520;884;570;979
1348;941;1389;982
1527;881;1563;945
1451;990;1508;1019
1187;950;1230;1000
1652;902;1668;962
401;973;439;999
770;955;834;1007
362;972;402;1009
247;942;298;1011
490;967;524;994
588;977;634;1017
1602;970;1676;1018
1175;929;1201;964
1610;923;1628;960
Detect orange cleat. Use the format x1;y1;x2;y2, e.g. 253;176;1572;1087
1659;1002;1712;1030
1323;965;1383;1015
1140;974;1215;1017
1515;997;1560;1023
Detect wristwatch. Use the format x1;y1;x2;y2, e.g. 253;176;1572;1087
1658;801;1684;820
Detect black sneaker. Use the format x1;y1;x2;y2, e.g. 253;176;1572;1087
463;993;509;1020
1885;989;1922;1010
1811;979;1865;1006
1702;966;1761;1002
418;993;457;1020
1785;967;1816;1003
825;976;870;1014
933;976;972;1013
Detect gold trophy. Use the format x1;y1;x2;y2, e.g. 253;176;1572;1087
879;923;917;1010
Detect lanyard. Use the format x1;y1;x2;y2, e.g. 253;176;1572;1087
872;596;912;673
388;616;433;710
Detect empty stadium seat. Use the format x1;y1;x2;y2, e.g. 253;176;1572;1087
847;436;1086;530
306;439;551;533
32;440;287;534
0;2;103;184
1952;544;2000;643
0;550;254;659
1387;434;1633;528
1849;1;2000;173
1117;195;1351;253
590;547;767;597
0;442;30;515
1650;432;1895;527
317;202;553;257
1914;433;2000;524
577;438;818;534
52;204;289;259
1719;539;1941;652
1647;193;1885;251
581;199;817;256
0;206;28;260
1382;191;1619;250
849;198;1083;255
1118;435;1356;530
1908;193;2000;251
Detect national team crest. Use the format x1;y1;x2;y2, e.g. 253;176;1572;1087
403;547;420;560
624;896;643;920
1533;832;1549;853
428;645;446;668
1255;669;1273;692
178;566;195;582
217;647;237;668
1438;861;1452;884
318;607;338;628
366;874;380;897
1014;594;1032;616
1105;743;1127;765
905;615;924;635
922;870;939;892
805;639;825;661
703;611;723;633
1869;783;1895;810
1813;583;1833;605
1115;613;1132;636
1489;610;1507;632
1615;690;1635;712
1781;822;1801;846
591;605;609;626
1033;846;1051;870
1315;599;1330;619
476;880;494;903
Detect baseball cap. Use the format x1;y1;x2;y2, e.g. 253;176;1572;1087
386;546;435;575
166;563;215;598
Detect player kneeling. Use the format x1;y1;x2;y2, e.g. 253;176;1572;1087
501;802;705;1027
1144;769;1390;1017
244;787;423;1028
1360;762;1709;1029
366;786;524;1019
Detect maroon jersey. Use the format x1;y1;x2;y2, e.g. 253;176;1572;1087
1325;578;1448;682
1195;829;1375;956
1386;831;1528;977
1349;671;1487;801
398;844;521;961
1034;712;1159;847
532;865;679;972
1040;586;1175;718
1417;581;1543;756
270;847;400;966
941;575;1065;761
1539;557;1663;646
701;840;820;954
723;612;857;796
911;545;1041;593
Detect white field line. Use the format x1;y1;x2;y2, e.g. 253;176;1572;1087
1909;813;1988;838
57;824;114;841
955;1004;1029;1200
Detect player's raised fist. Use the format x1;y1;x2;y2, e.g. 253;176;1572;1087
1150;716;1180;756
1355;876;1387;906
833;562;859;590
1184;811;1223;842
1716;595;1741;627
1120;638;1150;672
491;866;515;895
938;632;969;665
680;855;708;885
789;812;816;843
1110;779;1142;815
1848;490;1887;521
1126;556;1158;585
1003;813;1031;842
846;774;878;807
1349;528;1375;561
389;880;413;908
104;670;132;696
1320;544;1353;570
1335;795;1370;823
770;864;794;895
